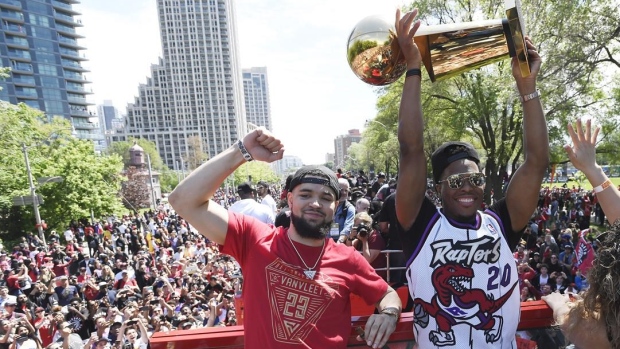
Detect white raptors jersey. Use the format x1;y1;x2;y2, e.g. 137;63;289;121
406;208;520;348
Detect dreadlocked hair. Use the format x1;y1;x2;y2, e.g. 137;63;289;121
565;228;620;349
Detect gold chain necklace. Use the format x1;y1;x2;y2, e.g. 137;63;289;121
286;231;325;280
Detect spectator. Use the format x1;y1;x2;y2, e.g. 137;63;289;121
228;183;275;224
256;181;277;215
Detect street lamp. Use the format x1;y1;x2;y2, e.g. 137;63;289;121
22;144;65;247
21;127;72;248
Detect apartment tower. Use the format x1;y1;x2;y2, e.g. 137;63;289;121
122;0;246;169
0;0;96;139
242;66;271;131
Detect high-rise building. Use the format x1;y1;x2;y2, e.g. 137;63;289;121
97;100;118;133
272;155;303;177
119;0;246;169
94;100;119;151
334;129;362;170
242;67;271;131
0;0;97;141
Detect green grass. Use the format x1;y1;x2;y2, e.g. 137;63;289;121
542;177;620;190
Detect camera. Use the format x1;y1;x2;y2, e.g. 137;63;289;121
356;224;371;238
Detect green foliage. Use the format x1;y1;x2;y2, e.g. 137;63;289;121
232;162;280;186
0;101;124;238
105;137;181;193
0;67;10;82
347;40;378;64
355;0;620;203
106;138;165;169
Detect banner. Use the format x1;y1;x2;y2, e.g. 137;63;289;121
575;229;595;274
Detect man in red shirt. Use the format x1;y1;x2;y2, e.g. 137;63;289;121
33;307;53;347
169;130;401;349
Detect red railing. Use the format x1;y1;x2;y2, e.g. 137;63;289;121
150;300;553;349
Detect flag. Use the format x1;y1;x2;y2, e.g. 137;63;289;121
575;229;595;274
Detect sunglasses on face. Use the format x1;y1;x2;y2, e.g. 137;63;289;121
438;172;486;189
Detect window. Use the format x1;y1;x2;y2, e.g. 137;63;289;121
40;76;60;88
32;38;55;52
37;63;59;76
42;88;61;99
31;26;54;39
45;100;65;114
28;14;50;26
26;2;50;15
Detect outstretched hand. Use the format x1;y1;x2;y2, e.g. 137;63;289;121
395;8;422;68
564;118;600;175
241;128;285;163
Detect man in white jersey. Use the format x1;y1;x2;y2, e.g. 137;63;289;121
394;9;548;348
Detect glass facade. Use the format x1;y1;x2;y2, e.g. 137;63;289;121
0;0;96;140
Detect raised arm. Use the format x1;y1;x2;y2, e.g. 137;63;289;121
503;38;549;232
168;129;284;245
394;8;427;230
565;118;620;224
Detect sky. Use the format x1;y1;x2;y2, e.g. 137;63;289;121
77;0;408;165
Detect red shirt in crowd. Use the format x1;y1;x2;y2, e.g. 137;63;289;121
222;211;388;349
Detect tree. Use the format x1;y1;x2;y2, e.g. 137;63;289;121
183;135;208;171
360;0;619;203
0;103;125;238
232;162;280;186
106;138;179;193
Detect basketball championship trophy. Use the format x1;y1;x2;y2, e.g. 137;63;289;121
347;0;530;85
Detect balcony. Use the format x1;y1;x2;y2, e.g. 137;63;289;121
15;90;38;99
64;72;90;83
3;21;25;35
51;1;80;15
11;75;36;86
59;48;87;61
69;108;91;117
62;59;89;72
73;122;98;130
66;84;93;94
8;50;31;61
76;132;104;140
54;12;82;26
55;23;84;38
0;0;22;10
0;9;24;22
67;96;91;105
58;35;85;49
11;62;33;73
4;36;27;48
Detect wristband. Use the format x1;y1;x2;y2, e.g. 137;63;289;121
405;68;421;78
381;307;400;319
236;140;253;162
594;179;612;193
520;90;540;103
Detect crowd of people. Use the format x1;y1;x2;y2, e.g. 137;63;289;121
4;8;620;349
0;204;242;349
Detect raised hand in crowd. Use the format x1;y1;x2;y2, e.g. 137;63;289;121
564;118;620;224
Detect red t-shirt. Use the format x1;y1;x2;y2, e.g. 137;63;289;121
35;317;53;347
222;211;388;349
